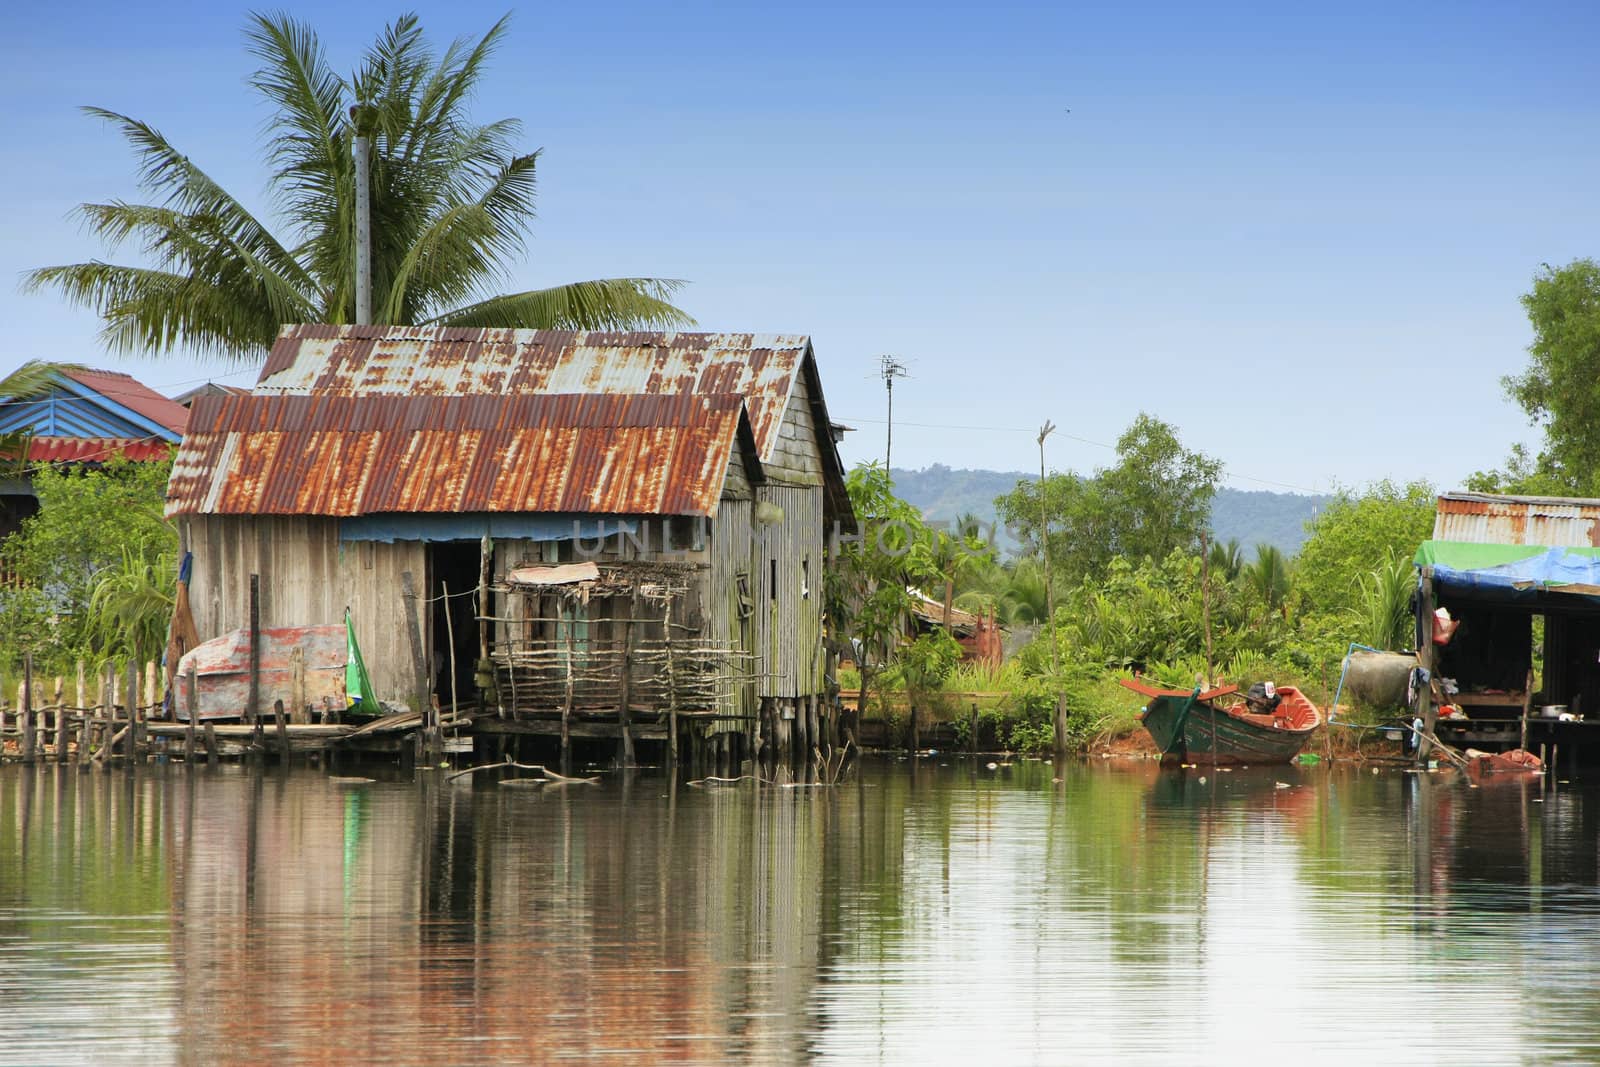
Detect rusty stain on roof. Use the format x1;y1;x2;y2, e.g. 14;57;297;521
167;392;757;519
1434;492;1600;548
255;326;809;462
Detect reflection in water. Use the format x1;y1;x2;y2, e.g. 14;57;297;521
2;761;1600;1064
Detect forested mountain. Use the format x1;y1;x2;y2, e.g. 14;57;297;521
889;464;1330;557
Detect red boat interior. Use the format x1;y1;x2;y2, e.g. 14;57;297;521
1228;685;1321;732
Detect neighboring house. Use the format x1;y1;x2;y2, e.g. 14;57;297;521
173;382;250;408
907;589;1004;667
0;367;187;542
165;325;853;759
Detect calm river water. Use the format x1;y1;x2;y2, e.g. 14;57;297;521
2;757;1598;1065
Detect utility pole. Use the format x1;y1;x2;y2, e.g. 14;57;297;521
1038;420;1067;760
878;355;909;470
350;105;373;326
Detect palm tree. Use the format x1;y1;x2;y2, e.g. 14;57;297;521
26;13;691;363
1243;543;1293;619
1207;537;1244;583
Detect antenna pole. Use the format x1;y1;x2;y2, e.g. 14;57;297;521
878;355;909;471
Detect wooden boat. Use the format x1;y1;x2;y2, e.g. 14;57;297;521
1119;678;1323;766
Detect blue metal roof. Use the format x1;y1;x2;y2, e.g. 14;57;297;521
0;374;183;442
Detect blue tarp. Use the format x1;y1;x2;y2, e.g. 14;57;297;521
338;513;638;543
1431;547;1600;598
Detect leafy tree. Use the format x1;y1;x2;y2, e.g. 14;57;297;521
0;458;177;669
996;413;1222;587
26;13;690;363
1294;480;1434;615
827;463;941;735
1487;259;1600;494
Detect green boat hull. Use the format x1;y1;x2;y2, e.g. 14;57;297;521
1139;695;1315;766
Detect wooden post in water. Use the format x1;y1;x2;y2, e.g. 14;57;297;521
184;663;198;764
970;702;980;756
562;604;575;772
439;579;455;761
20;653;35;764
247;574;261;729
54;675;67;763
618;599;635;768
478;532;495;717
122;660;135;761
273;699;290;761
400;570;429;726
908;702;919;756
1520;668;1534;752
81;667;101;766
74;661;86;762
665;601;680;766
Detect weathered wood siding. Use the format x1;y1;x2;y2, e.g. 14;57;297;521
181;516;428;707
752;485;826;697
709;498;756;718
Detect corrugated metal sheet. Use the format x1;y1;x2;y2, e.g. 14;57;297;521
24;437;174;463
255;325;808;462
168;392;755;519
1434;492;1600;547
61;369;190;435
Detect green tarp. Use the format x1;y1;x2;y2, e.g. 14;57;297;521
345;608;377;715
1412;541;1579;571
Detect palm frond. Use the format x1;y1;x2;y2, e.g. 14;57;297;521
24;262;287;361
429;279;696;330
78;109;311;293
0;361;86;401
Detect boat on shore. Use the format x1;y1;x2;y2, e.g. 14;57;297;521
1120;678;1323;766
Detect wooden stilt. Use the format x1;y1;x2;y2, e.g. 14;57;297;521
247;573;261;734
273;699;290;761
619;600;635;768
20;653;35;764
665;603;680;767
184;663;198;765
562;606;575;773
125;660;140;761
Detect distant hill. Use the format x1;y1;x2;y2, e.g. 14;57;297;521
889;464;1330;558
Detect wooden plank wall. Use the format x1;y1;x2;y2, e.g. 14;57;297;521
182;516;428;706
751;485;825;698
709;498;756;718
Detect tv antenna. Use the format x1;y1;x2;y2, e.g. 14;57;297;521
878;355;910;470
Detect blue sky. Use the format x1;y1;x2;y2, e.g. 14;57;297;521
2;1;1597;493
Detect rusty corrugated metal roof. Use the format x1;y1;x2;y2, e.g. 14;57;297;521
167;392;756;519
255;326;809;462
24;437;174;464
1434;492;1600;547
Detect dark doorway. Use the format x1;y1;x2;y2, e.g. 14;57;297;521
429;540;482;711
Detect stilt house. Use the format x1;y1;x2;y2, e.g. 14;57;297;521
164;326;853;754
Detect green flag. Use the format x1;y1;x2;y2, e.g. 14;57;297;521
345;608;377;714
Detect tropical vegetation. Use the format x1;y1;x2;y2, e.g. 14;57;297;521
25;13;690;364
